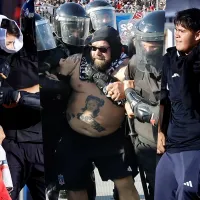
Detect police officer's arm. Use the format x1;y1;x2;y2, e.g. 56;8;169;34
123;58;159;125
39;74;71;109
104;58;131;101
58;54;81;76
17;92;41;110
15;84;41;110
111;58;129;81
124;81;159;125
38;47;68;73
106;56;134;101
0;85;41;110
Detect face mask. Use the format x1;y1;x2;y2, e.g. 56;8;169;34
0;16;23;54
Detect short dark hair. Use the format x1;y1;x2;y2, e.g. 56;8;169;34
174;8;200;32
1;18;20;38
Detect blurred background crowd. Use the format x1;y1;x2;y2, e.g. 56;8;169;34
0;0;166;26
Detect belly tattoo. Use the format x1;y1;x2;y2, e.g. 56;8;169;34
77;95;106;132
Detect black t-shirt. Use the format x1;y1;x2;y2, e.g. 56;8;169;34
161;47;200;153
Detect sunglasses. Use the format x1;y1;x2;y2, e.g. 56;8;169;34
90;46;110;53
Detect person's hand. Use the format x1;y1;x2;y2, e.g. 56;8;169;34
157;131;166;154
125;102;134;118
0;73;7;79
106;82;125;101
58;55;80;76
45;71;59;81
123;80;134;91
0;126;5;144
0;87;19;106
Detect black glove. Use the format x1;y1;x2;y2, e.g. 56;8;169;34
125;88;159;125
18;91;41;110
0;60;10;79
39;75;71;102
38;48;67;73
0;87;19;105
134;102;152;123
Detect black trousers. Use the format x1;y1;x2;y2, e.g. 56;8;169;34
2;139;45;200
134;136;157;200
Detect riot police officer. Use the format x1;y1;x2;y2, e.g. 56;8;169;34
85;0;117;32
53;2;90;54
125;10;165;199
36;3;96;200
36;11;71;190
107;10;166;200
86;0;130;56
0;0;45;200
38;2;90;73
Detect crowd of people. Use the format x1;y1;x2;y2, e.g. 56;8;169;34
0;0;200;200
35;0;165;14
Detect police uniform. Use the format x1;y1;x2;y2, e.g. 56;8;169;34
124;11;165;199
37;3;96;199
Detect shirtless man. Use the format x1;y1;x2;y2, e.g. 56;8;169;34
55;26;139;200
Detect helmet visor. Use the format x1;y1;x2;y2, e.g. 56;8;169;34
35;19;57;51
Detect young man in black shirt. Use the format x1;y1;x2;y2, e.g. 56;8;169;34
155;8;200;200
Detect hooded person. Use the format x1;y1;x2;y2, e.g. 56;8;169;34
0;15;23;81
53;25;140;200
80;26;128;106
89;26;123;63
0;15;23;54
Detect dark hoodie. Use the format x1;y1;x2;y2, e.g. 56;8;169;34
161;45;200;153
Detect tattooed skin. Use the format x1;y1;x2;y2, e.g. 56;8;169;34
77;95;105;132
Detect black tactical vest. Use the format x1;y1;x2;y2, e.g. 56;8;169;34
128;55;161;146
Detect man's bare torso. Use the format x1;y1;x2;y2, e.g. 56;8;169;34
66;54;127;137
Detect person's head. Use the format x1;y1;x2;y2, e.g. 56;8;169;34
141;41;163;58
85;0;117;32
133;10;165;57
133;10;165;74
1;18;20;50
0;15;23;53
90;26;122;71
54;2;90;46
174;8;200;54
90;40;111;71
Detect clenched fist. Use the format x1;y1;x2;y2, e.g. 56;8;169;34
106;82;125;101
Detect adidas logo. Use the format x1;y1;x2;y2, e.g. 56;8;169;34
127;166;132;172
183;181;193;187
172;73;180;78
